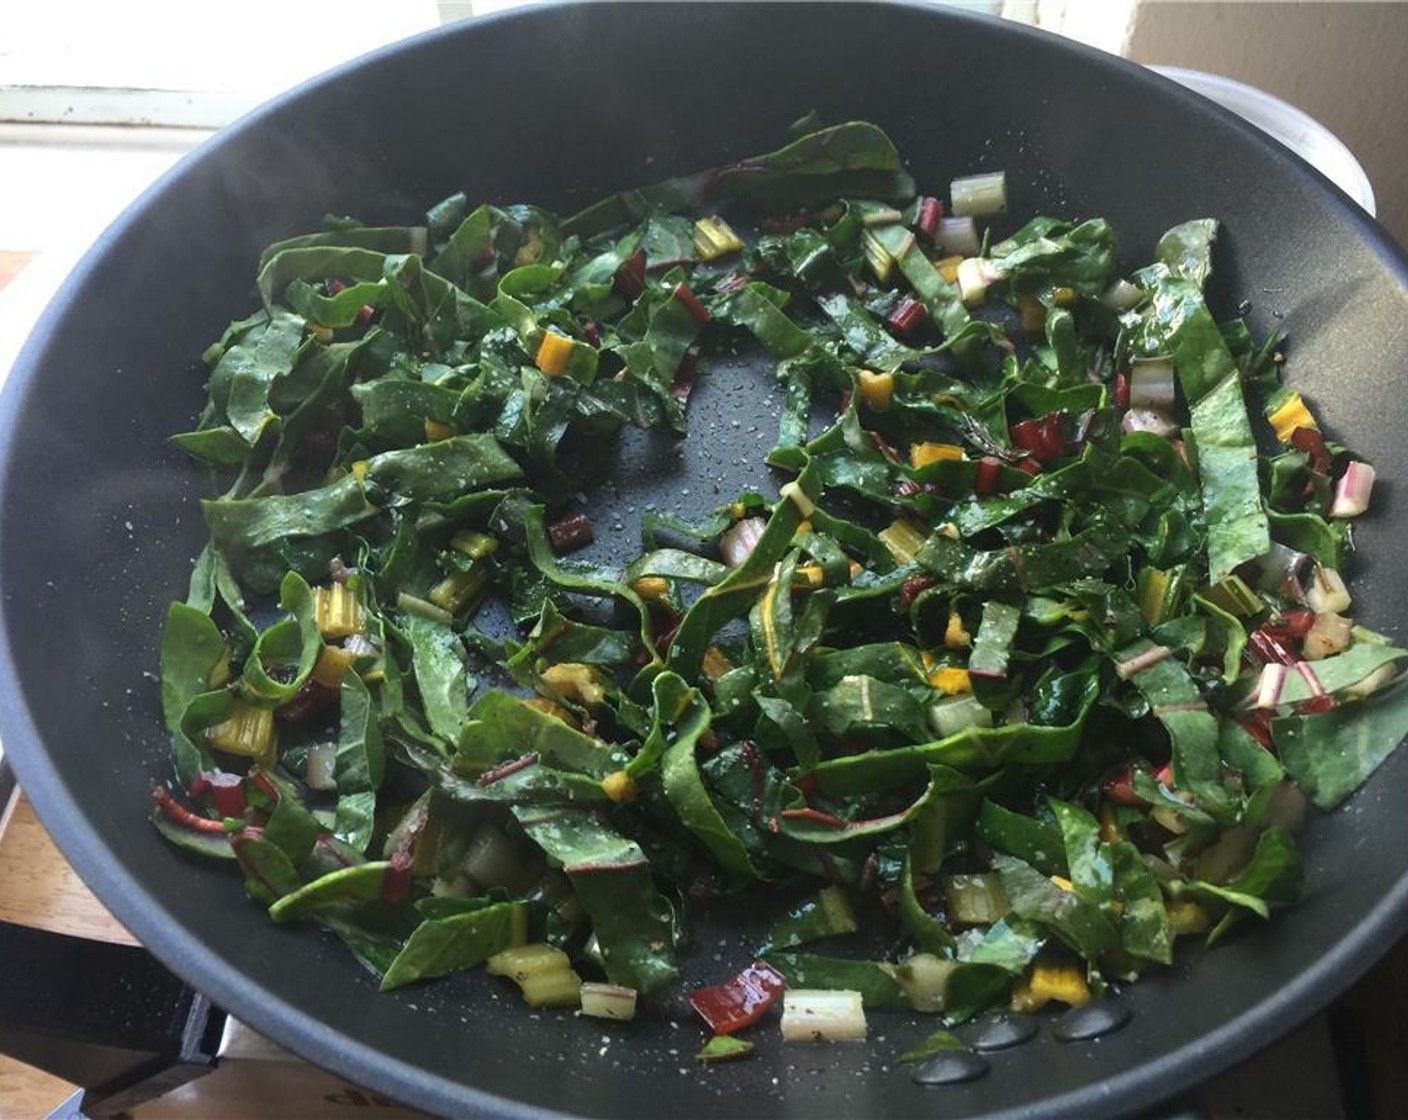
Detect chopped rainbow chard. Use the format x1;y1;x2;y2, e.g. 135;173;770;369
152;119;1400;1066
690;962;788;1035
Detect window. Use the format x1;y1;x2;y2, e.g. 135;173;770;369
2;0;1099;130
0;1;447;128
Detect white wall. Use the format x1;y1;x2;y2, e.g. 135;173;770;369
1125;1;1408;247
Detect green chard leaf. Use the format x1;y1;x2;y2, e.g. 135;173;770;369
398;613;472;748
1127;262;1268;580
380;901;526;991
764;952;905;1009
332;671;386;852
514;807;678;993
993;854;1120;959
657;672;760;879
1274;679;1408;809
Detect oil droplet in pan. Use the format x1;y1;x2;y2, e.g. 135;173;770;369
1052;1000;1133;1042
910;1051;991;1086
964;1012;1040;1052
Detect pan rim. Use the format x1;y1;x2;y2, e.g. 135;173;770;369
3;3;1408;1117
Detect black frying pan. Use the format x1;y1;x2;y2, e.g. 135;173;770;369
4;4;1408;1117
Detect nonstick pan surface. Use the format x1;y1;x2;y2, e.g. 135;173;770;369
4;4;1408;1117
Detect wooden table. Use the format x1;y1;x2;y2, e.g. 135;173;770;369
0;792;129;1118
